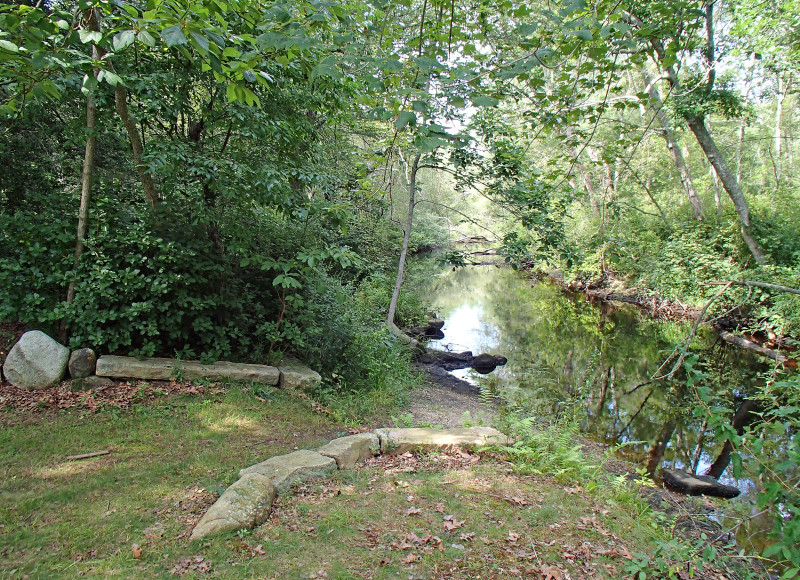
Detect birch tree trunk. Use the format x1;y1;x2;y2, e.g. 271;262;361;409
642;70;704;220
774;72;786;184
387;152;421;336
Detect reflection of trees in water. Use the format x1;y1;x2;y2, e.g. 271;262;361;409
418;263;772;480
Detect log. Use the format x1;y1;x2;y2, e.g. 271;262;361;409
65;450;110;461
717;330;787;362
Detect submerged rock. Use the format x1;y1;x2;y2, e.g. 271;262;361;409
662;468;741;499
471;353;508;374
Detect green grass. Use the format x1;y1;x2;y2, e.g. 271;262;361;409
0;384;760;579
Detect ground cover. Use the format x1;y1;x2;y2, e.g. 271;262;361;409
0;380;761;579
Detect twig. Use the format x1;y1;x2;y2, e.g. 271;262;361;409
65;450;110;461
704;280;800;296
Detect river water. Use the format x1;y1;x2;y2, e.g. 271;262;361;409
416;261;778;549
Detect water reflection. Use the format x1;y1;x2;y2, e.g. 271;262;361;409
418;263;766;486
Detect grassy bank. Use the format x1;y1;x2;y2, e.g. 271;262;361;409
0;381;762;579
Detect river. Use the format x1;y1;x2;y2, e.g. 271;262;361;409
416;260;780;552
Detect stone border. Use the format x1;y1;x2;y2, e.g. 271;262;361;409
94;355;320;392
190;426;510;540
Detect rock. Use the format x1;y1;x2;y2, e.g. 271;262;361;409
662;469;741;499
418;350;474;371
68;348;97;379
67;375;114;391
471;353;508;374
190;473;276;541
408;320;447;339
2;330;69;390
95;356;280;384
238;450;337;493
277;359;321;392
317;433;380;469
375;427;510;454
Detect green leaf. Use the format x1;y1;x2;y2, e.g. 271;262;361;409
517;23;538;37
161;25;187;47
394;110;416;130
568;30;593;41
226;82;237;103
189;30;209;53
137;30;156;46
112;30;135;52
78;30;102;44
0;39;18;53
101;69;122;86
472;95;499;108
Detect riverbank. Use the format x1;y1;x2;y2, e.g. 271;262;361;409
539;268;798;366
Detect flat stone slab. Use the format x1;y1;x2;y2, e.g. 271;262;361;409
95;356;280;385
662;469;741;499
238;450;337;493
317;433;380;469
375;427;510;454
277;359;322;392
190;473;276;541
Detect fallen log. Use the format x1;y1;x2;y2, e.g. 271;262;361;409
717;330;787;363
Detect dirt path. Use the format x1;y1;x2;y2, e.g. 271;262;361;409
407;365;497;428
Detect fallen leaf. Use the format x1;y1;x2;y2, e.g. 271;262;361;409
435;503;445;513
540;564;565;580
131;543;142;559
459;532;476;542
506;532;520;544
406;506;421;516
443;515;465;531
403;553;418;564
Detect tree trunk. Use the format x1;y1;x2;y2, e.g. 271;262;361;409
774;72;786;184
568;148;600;217
736;121;745;185
710;163;722;217
642;71;704;220
387;152;421;330
647;418;676;476
685;115;767;264
643;26;768;264
705;399;758;479
60;9;101;344
115;84;158;209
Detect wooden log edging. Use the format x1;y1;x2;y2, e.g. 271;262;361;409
189;427;510;541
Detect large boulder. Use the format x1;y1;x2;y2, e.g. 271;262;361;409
68;348;97;379
190;474;277;541
2;331;69;390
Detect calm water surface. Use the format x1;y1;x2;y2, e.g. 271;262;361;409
417;262;777;544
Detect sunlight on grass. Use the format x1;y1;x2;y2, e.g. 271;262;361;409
36;459;111;479
203;413;261;433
